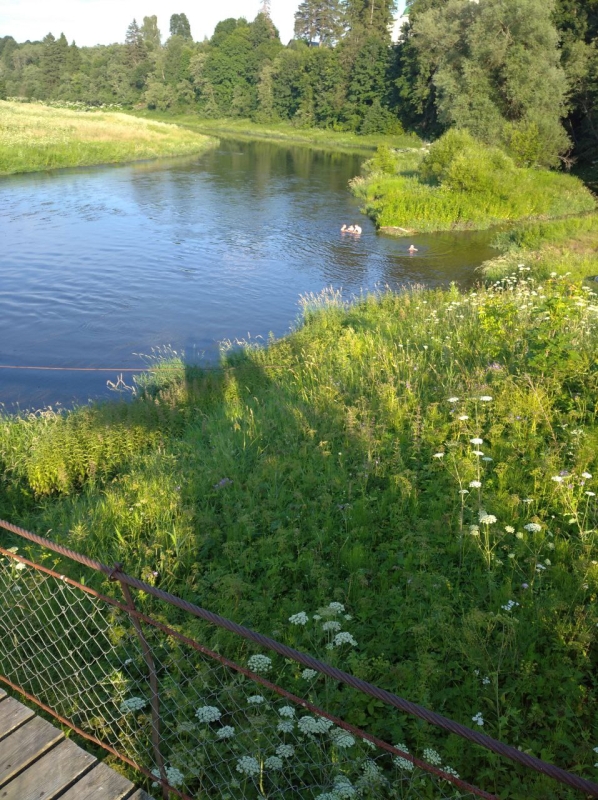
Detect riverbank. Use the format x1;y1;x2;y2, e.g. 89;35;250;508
132;111;422;154
351;130;596;235
0;101;218;175
480;213;598;282
1;275;597;797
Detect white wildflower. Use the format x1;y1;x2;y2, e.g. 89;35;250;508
524;522;542;533
459;489;470;495
322;620;342;632
247;654;272;674
120;697;146;714
582;472;592;479
279;705;295;718
393;743;414;772
470;438;484;445
505;526;515;533
482;456;493;462
333;775;357;798
501;600;519;611
277;720;295;733
289;611;309;625
236;756;260;777
151;766;184;788
328;602;345;614
301;668;318;680
276;744;295;758
472;712;484;726
423;748;442;766
442;765;460;778
344;614;352;620
448;397;459;403
298;715;334;734
459;415;469;420
329;727;356;748
469;525;480;536
472;450;484;456
333;632;357;647
433;452;445;459
536;563;547;572
516;531;524;539
482;676;491;685
469;480;482;488
479;396;493;402
195;706;221;723
247;695;265;705
264;756;283;771
216;726;235;740
479;514;497;525
551;476;564;483
586;491;596;497
523;498;533;503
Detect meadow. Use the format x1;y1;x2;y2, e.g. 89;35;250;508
1;272;597;798
351;131;596;234
0;101;218;175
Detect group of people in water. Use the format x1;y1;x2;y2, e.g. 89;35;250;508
341;223;418;254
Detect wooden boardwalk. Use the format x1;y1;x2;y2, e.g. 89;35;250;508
0;687;154;800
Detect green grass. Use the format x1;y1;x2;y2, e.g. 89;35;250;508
1;277;598;798
352;131;596;234
0;101;218;175
480;213;598;283
131;111;423;154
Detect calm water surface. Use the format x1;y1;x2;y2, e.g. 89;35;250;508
0;138;495;408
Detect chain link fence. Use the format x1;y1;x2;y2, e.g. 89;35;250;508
1;520;597;800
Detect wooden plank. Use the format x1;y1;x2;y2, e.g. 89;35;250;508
0;697;35;740
59;762;133;800
0;738;95;800
0;689;6;701
0;716;63;787
128;791;155;800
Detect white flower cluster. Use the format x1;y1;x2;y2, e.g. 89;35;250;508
331;774;357;798
195;706;221;723
470;438;484;445
277;720;295;733
322;620;342;632
472;712;484;726
479;513;497;525
264;755;283;770
247;695;265;705
236;756;260;777
298;715;334;734
393;743;414;772
323;601;345;616
247;654;272;674
501;600;520;612
442;765;460;778
279;705;295;718
289;611;309;625
469;480;482;488
216;726;235;740
276;744;295;758
151;765;184;788
524;522;542;533
333;632;357;647
302;668;318;680
423;748;442;766
329;727;356;748
119;696;146;714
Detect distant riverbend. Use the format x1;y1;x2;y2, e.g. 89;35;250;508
0;136;496;409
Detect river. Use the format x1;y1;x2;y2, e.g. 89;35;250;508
0;137;496;409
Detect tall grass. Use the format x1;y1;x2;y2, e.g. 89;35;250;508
0;101;218;175
352;130;596;233
1;275;597;797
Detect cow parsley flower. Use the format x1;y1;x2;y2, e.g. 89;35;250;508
120;697;146;714
151;766;184;788
322;620;342;632
501;600;519;611
479;396;493;402
551;475;564;483
442;765;460;778
279;705;295;718
277;720;294;733
433;452;445;459
276;744;295;758
301;668;318;680
195;706;221;723
328;602;345;614
333;632;357;647
459;415;469;420
393;743;414;772
586;491;596;497
479;513;497;525
582;472;592;480
524;522;542;533
247;695;265;705
216;726;235;740
472;712;484;726
505;526;515;533
289;611;309;625
332;775;357;798
236;756;260;777
265;756;283;771
247;654;272;674
448;397;459;403
536;563;547;572
423;748;442;766
329;727;356;748
470;438;484;445
469;480;482;488
298;715;334;734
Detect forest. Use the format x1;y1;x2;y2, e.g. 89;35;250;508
0;0;597;170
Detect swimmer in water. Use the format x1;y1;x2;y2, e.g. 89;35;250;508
353;224;362;234
347;225;355;233
341;224;347;232
408;244;418;253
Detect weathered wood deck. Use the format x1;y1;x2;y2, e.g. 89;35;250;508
0;687;154;800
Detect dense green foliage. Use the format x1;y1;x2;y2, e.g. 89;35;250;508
1;276;598;797
351;130;596;232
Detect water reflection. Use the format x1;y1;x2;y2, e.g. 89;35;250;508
0;137;495;408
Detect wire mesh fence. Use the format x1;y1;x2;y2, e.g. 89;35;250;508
1;521;597;800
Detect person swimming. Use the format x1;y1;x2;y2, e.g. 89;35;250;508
341;224;348;232
353;224;362;234
408;244;418;253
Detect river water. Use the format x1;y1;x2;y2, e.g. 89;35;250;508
0;138;495;409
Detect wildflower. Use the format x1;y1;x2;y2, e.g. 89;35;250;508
393;743;414;772
470;438;484;445
522;582;529;589
120;697;146;714
516;531;524;539
469;525;480;536
289;611;309;625
195;706;221;723
505;526;515;533
14;562;26;571
523;498;533;504
448;397;459;403
582;472;592;479
265;756;283;771
276;744;295;758
329;727;356;748
279;705;295;718
524;523;542;533
508;553;515;559
472;712;484;726
333;775;357;798
214;477;233;489
545;559;551;566
469;480;482;488
459;489;469;495
551;476;564;483
328;602;345;614
216;726;235;739
536;563;547;572
302;668;318;680
298;715;334;734
479;514;497;525
482;456;493;462
277;720;294;733
322;620;342;632
472;450;484;456
459;415;469;420
247;695;265;705
151;766;184;788
247;654;272;674
501;600;519;611
423;748;442;766
479;396;493;402
236;756;260;777
344;614;352;620
586;491;596;497
482;676;491;685
333;632;357;647
433;452;445;459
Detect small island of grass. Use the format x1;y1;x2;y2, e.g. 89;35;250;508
0;100;218;176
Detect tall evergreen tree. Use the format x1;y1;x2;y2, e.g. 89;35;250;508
141;16;162;50
125;19;146;66
294;0;345;46
343;0;397;41
169;13;192;40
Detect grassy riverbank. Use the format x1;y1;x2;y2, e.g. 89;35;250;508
0;101;218;175
481;214;598;283
133;111;422;154
352;130;596;234
1;275;597;797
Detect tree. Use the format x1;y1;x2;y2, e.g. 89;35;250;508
169;13;192;40
343;0;397;42
125;19;146;66
141;16;162;50
40;32;68;95
294;0;345;46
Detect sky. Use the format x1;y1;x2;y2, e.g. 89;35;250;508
0;0;407;48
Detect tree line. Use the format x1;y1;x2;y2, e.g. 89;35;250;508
0;0;596;167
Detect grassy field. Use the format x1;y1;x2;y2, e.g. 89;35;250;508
480;214;598;283
132;111;423;154
1;274;597;798
351;131;596;234
0;101;218;175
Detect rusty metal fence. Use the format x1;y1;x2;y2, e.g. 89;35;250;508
1;518;597;800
